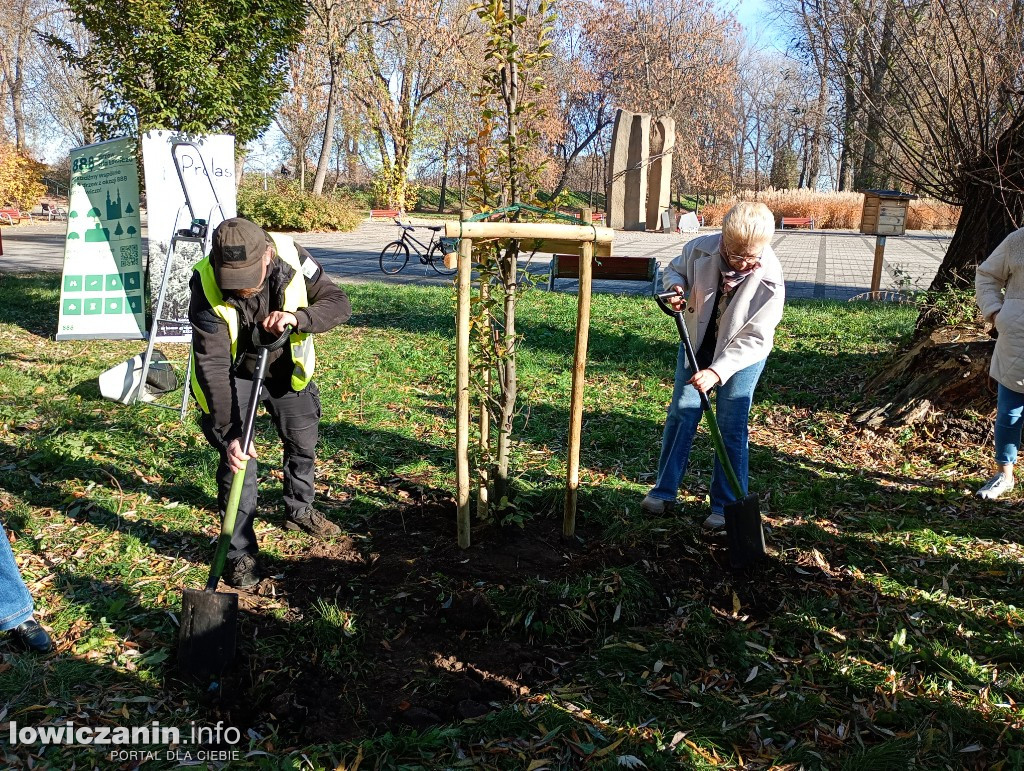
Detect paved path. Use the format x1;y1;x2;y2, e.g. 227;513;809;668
0;219;951;301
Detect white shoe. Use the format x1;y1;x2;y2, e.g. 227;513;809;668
703;512;726;530
976;472;1014;500
641;495;675;514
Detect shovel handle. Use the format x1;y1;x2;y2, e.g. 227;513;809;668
205;324;293;591
654;291;745;500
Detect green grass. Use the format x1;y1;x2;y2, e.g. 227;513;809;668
1;273;1022;769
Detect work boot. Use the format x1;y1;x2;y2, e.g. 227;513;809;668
225;554;260;588
640;495;675;515
286;508;341;538
9;618;53;654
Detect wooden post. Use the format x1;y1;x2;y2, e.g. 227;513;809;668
564;218;594;538
477;280;490;521
456;210;473;548
869;235;887;299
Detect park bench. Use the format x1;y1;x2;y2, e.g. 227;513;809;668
548;254;660;295
780;216;815;230
368;208;401;221
40;203;67;221
0;207;32;225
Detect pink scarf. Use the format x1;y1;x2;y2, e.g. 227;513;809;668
720;258;757;293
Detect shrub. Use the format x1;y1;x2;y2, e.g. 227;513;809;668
236;181;362;232
696;188;960;231
0;143;46;211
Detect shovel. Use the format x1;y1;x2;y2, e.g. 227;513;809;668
177;324;293;678
655;291;766;569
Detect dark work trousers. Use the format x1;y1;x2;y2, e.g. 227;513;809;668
200;380;321;558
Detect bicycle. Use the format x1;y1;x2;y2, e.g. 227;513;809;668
379;219;458;276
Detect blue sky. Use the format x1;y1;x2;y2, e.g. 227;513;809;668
729;0;788;52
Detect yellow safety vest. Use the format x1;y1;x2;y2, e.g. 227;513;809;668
190;233;316;414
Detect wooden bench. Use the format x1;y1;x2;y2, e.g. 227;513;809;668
549;254;659;295
780;216;814;230
368;208;401;221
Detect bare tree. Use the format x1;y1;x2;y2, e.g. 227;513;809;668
818;0;1024;288
349;0;472;208
0;0;56;151
275;37;330;190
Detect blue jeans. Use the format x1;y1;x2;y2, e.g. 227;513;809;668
0;527;35;632
649;346;766;514
995;383;1024;466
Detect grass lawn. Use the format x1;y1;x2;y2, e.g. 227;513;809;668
0;273;1021;769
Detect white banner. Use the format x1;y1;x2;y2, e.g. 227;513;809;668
141;131;236;341
56;137;146;340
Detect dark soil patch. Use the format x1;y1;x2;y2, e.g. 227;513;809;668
203;491;851;745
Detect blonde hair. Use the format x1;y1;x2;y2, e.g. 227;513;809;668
721;201;775;252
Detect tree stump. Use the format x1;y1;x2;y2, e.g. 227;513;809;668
854;324;997;438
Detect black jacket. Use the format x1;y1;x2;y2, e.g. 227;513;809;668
189;243;351;447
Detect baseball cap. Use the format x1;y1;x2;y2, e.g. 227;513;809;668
210;218;272;290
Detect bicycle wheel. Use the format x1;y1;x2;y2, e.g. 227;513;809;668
428;242;457;276
379;240;410;274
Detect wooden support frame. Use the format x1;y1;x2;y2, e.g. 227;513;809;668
450;208;609;547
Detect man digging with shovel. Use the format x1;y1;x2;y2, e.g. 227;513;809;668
190;217;351;588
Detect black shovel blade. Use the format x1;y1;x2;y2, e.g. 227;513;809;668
724;494;766;570
177;588;238;678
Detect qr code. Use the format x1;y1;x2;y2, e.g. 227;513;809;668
120;244;140;267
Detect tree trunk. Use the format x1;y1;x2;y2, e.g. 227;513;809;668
838;69;857;191
494;0;520;509
312;56;340;196
438;135;450;213
854;7;894;191
930;185;1024;292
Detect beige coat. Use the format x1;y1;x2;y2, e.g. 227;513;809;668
975;227;1024;392
662;233;786;384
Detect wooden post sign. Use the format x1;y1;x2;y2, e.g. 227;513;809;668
859;189;917;298
446;212;615;547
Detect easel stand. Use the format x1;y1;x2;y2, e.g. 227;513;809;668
134;142;227;421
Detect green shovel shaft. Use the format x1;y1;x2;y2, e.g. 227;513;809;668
206;458;248;591
672;311;745;500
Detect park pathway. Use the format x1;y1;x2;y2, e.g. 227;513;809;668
0;219;951;300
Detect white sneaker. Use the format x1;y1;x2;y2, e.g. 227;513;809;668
641;495;675;515
703;512;726;530
976;472;1014;500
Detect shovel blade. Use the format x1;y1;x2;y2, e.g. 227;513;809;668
177;588;238;678
724;494;766;570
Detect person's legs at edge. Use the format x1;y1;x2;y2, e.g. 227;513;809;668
0;526;52;653
978;383;1024;499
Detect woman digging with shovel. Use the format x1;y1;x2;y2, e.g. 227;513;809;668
641;202;784;536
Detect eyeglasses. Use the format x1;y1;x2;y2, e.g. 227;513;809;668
721;245;762;269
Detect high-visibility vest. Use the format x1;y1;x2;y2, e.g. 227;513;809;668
190;233;316;414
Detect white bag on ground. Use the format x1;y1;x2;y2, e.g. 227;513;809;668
98;350;178;404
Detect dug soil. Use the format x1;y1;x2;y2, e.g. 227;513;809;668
204;484;845;744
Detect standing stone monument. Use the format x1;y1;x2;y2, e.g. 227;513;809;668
605;109;676;232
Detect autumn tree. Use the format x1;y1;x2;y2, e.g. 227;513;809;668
349;0;472;208
578;0;741;195
276;36;330;190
